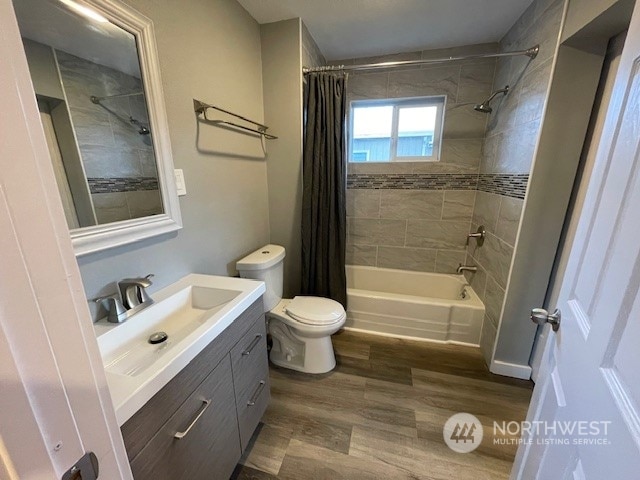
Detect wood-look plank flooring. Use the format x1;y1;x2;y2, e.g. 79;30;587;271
232;330;533;480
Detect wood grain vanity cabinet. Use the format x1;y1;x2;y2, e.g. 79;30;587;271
121;297;270;480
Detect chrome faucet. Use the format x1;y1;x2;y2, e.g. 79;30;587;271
456;264;478;274
94;274;155;323
118;274;155;309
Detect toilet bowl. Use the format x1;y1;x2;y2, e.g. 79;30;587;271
267;297;346;374
236;244;345;374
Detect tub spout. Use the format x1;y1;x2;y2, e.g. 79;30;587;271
457;264;478;274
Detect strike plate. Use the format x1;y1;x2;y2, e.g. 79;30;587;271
62;452;99;480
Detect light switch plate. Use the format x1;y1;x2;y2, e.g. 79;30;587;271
174;169;187;196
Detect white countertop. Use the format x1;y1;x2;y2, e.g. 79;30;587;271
94;274;265;425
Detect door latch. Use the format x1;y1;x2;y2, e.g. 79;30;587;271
62;452;99;480
531;308;561;332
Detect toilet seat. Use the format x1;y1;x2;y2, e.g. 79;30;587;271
285;296;346;326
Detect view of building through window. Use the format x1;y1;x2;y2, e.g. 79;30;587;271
350;97;445;162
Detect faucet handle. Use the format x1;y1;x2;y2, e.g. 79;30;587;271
94;294;127;323
120;274;154;288
137;274;154;304
139;275;154;304
118;274;155;308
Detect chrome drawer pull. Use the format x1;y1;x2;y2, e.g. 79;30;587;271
174;399;211;439
242;334;263;356
247;380;266;406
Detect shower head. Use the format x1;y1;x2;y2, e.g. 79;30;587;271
474;102;494;114
474;85;509;114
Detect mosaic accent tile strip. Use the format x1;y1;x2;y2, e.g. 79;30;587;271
347;173;478;191
347;173;529;199
477;174;529;199
88;177;159;194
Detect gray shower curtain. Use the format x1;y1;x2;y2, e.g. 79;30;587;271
301;72;348;307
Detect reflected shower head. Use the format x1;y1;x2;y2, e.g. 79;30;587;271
129;117;151;135
474;85;509;114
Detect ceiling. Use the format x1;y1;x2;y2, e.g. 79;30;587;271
237;0;535;61
13;0;141;78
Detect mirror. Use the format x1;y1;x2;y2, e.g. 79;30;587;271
13;0;181;255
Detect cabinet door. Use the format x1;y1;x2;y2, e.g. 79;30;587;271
230;318;270;451
130;355;240;480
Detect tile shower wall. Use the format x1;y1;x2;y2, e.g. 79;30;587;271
56;50;162;223
302;22;326;69
343;44;498;273
465;0;565;362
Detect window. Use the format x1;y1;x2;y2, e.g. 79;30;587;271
349;96;445;162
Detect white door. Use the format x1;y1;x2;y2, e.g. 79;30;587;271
512;4;640;479
0;0;131;478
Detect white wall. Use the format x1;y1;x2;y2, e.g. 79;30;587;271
562;0;623;40
21;39;64;99
260;19;304;297
78;0;271;319
547;31;627;308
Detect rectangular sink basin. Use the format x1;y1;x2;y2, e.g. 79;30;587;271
102;286;240;377
94;274;265;425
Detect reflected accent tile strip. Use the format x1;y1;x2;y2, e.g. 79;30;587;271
87;177;159;194
347;173;529;199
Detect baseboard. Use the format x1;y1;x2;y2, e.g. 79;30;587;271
490;360;532;380
342;326;479;348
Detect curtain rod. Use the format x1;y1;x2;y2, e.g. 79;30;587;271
302;45;539;74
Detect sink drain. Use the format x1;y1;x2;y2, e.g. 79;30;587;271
148;331;168;344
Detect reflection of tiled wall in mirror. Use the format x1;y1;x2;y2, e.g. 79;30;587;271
56;50;162;223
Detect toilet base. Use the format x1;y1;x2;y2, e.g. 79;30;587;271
269;319;338;374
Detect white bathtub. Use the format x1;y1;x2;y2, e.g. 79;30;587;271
345;266;485;345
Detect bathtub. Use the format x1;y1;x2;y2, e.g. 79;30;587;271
345;266;485;345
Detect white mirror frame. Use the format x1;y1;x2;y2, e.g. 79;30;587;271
68;0;182;256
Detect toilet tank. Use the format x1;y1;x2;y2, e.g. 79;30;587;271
236;244;286;312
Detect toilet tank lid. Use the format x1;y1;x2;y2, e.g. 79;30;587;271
236;244;285;271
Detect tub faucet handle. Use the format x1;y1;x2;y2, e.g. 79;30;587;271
467;225;486;246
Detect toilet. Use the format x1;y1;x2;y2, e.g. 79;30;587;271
236;245;346;374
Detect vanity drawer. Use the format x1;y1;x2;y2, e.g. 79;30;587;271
122;297;263;460
130;355;240;480
230;319;270;451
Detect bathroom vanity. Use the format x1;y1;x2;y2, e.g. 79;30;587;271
95;275;269;480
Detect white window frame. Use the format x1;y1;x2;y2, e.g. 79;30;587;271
348;96;446;163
